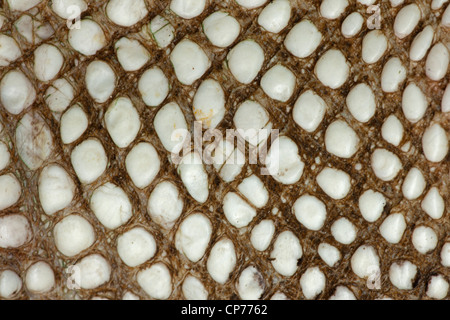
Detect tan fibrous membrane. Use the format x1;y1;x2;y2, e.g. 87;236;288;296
0;0;449;300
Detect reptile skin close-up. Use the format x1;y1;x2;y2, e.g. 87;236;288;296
0;0;448;300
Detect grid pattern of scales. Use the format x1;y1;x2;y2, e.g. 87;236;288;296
0;0;448;300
